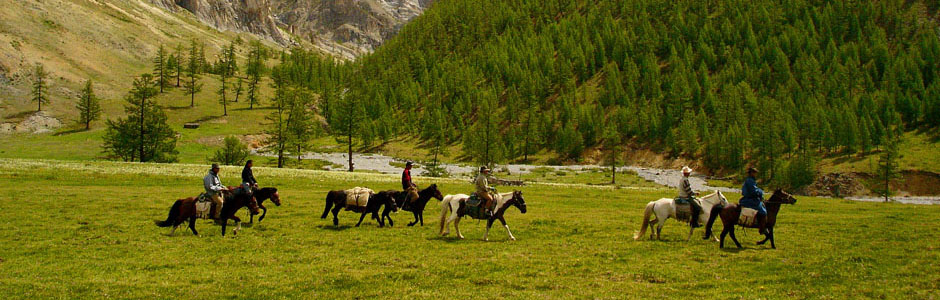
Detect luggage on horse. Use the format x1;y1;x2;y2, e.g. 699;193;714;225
344;187;374;212
673;198;696;222
195;193;213;219
464;193;496;220
738;207;758;227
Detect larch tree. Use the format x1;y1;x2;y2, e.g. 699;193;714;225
31;64;49;112
153;44;169;93
76;80;101;130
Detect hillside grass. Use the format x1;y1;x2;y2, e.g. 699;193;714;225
0;158;937;298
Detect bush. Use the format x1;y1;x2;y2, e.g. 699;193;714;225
211;137;251;166
778;155;818;190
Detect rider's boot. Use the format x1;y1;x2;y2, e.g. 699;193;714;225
689;204;702;228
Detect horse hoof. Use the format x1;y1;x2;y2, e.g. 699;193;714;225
510;237;516;241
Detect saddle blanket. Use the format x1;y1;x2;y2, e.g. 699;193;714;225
345;187;374;207
467;194;482;207
674;202;692;222
738;207;758;227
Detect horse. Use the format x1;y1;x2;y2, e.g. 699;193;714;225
704;189;797;249
394;184;444;226
439;191;527;241
247;187;282;223
633;191;729;241
321;189;398;227
157;190;260;236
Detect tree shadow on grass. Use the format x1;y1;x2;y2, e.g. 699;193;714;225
189;115;223;124
54;127;89;136
163;105;193;111
426;236;462;243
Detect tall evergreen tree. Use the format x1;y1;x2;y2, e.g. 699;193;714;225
76;80;101;130
31;64;49;112
103;74;178;162
153;45;169;93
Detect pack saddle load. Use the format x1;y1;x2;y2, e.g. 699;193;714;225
673;198;695;222
738;207;759;227
195;193;213;219
344;187;374;212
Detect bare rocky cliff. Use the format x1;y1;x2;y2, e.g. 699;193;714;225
153;0;433;59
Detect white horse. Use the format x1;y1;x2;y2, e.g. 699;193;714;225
439;191;527;241
634;190;728;241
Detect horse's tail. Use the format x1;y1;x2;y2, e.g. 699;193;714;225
321;192;335;219
157;200;183;227
704;204;723;239
439;196;454;233
634;201;655;240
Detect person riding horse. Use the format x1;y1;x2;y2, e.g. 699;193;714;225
677;166;702;228
740;167;768;235
242;160;258;189
475;166;497;218
204;164;227;220
400;161;419;210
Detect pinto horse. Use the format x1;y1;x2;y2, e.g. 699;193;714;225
157;190;260;236
439;191;527;241
321;189;398;227
634;191;729;241
248;187;282;223
394;184;444;226
704;189;797;249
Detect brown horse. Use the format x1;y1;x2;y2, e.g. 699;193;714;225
703;189;797;249
394;184;444;226
157;190;260;236
247;187;282;223
321;189;398;227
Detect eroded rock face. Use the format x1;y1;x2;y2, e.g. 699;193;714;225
154;0;433;59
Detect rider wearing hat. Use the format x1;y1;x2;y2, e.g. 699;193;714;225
401;161;419;210
204;163;226;220
475;166;496;217
677;166;702;228
741;167;767;234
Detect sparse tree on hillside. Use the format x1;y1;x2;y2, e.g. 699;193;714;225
174;44;183;87
330;88;365;172
246;41;268;109
103;74;178;163
153;45;169;93
233;77;244;103
166;53;178;89
31;64;49;112
184;39;203;107
76;80;101;130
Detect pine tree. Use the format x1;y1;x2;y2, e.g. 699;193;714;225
331;87;366;172
287;88;316;161
233;77;244;103
876;121;902;202
174;43;183;87
103;74;178;162
246;41;267;109
265;68;291;168
31;64;49;112
153;44;169;93
184;39;203;107
76;80;101;130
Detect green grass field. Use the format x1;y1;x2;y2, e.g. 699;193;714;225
0;158;937;298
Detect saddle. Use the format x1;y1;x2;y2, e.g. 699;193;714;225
738;208;758;227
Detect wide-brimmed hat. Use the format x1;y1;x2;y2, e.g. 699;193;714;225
747;167;758;174
405;161;414;167
681;166;693;174
480;166;489;172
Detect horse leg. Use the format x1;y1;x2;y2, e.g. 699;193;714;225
686;225;694;241
499;216;515;241
443;210;459;236
655;219;665;240
221;218;228;236
408;211;418;226
188;216;198;236
484;218;495;241
454;216;464;239
356;212;367;227
258;204;267;223
728;227;742;248
231;215;242;236
418;211;424;226
769;227;776;249
719;227;728;248
332;206;342;226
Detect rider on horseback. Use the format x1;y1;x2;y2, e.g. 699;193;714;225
678;166;702;228
475;166;496;218
401;161;419;210
242;160;258;189
204;163;226;220
740;167;768;235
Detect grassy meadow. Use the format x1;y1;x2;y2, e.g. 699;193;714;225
0;158;937;298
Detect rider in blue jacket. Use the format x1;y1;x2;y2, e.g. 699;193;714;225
740;167;767;235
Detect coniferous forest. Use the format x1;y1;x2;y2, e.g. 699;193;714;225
262;0;938;187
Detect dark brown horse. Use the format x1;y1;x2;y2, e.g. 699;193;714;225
157;190;260;236
248;187;282;223
394;184;444;226
704;189;797;249
321;189;398;227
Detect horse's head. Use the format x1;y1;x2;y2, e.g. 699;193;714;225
427;184;444;201
768;189;797;205
381;192;399;213
268;188;282;206
511;190;527;214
